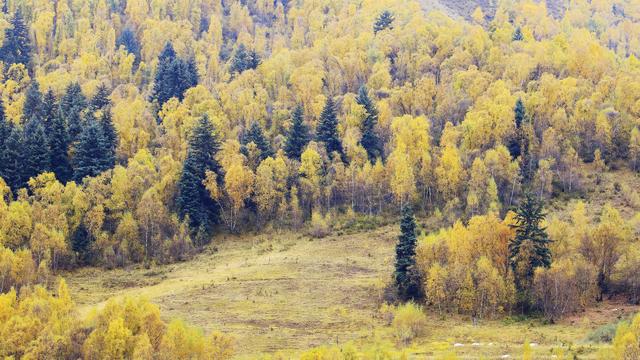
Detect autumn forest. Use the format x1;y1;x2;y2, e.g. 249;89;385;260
2;0;640;358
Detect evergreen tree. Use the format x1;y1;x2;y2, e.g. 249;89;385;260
73;119;108;182
509;193;552;295
116;27;141;65
230;44;261;74
22;117;50;183
395;205;421;300
42;89;57;131
2;126;23;190
0;10;32;67
356;86;381;162
284;105;310;160
244;121;273;161
374;10;395;34
152;42;198;108
508;98;526;159
99;109;117;168
48;111;72;183
91;84;111;112
177;115;222;232
60;82;87;142
513;26;524;41
0;100;12;184
22;82;44;123
316;97;344;160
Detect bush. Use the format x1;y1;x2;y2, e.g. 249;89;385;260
308;210;331;238
391;302;427;345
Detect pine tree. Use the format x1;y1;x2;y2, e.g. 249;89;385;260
395;205;421;300
2;126;23;190
73;119;108;182
60;82;87;142
152;42;198;108
116;27;141;65
374;10;395;34
22;117;50;183
99;109;117;168
356;86;381;162
91;84;111;112
48;111;72;183
0;100;13;184
42;89;57;131
509;193;552;295
0;10;32;67
230;44;260;74
284;105;310;160
177;115;222;232
508;98;526;159
22;82;44;123
513;26;524;41
244;121;273;161
316;97;344;160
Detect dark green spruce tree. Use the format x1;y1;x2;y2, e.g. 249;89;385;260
513;26;524;41
0;10;31;67
152;42;198;109
177;115;222;234
22;117;50;184
99;109;117;169
395;205;421;300
48;111;72;183
73;118;108;182
230;44;261;74
22;82;44;123
244;121;273;161
42;89;57;131
356;86;381;162
374;10;395;34
91;84;111;112
508;98;525;159
2;126;23;190
316;97;344;161
509;193;552;298
60;82;87;142
284;105;310;160
0;99;12;184
116;27;141;65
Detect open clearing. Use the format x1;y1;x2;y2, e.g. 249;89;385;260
64;221;635;359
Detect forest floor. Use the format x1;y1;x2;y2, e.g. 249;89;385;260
64;219;636;359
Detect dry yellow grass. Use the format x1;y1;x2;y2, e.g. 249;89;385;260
63;217;635;359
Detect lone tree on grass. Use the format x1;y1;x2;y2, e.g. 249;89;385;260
509;193;552;308
395;205;422;301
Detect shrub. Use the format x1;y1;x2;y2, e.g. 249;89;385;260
391;302;427;345
308;210;331;238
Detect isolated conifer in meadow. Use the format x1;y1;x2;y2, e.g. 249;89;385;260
245;121;273;161
395;205;420;300
374;10;395;34
509;193;552;294
316;97;344;160
178;115;222;232
356;86;381;162
22;117;50;183
48;111;72;183
22;82;44;123
284;105;310;160
0;10;31;67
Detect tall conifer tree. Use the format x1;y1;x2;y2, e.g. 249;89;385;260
0;10;31;67
316;97;344;160
356;86;381;162
284;105;310;160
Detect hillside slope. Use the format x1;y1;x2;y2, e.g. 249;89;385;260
424;0;568;19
